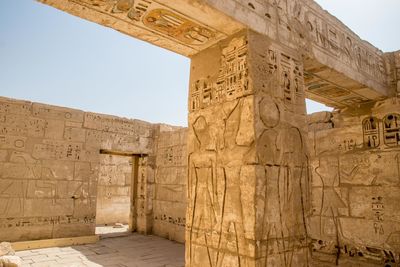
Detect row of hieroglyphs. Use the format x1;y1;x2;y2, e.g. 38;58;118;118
73;0;225;48
189;37;304;112
239;0;387;86
304;72;371;107
363;114;400;148
311;112;400;153
0;216;96;229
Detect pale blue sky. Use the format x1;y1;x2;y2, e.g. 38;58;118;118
0;0;399;126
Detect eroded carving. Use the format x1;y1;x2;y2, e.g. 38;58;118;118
74;0;223;48
190;36;249;111
383;114;400;147
362;116;380;148
143;9;215;46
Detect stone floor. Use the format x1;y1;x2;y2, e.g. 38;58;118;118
95;224;130;236
16;234;185;267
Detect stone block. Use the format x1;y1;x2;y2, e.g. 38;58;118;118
32;103;84;122
0;97;32;116
44;119;65;140
307;111;333;124
64;127;86;142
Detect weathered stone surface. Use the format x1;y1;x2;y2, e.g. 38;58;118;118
0;96;154;242
0;256;21;267
307;111;332;124
3;2;400;266
96;154;133;225
0;243;14;257
37;0;395;112
308;97;400;265
186;30;309;267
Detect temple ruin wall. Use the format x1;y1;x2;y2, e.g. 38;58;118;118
153;125;187;243
96;153;133;225
2;95;400;266
308;98;400;265
0;96;153;242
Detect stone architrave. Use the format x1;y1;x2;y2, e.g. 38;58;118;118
186;29;310;267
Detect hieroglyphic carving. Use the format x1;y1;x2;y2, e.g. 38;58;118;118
362;117;380;148
154;213;185;227
279;53;305;107
359;114;400;149
0;96;155;241
187;31;309;266
32;103;84;122
311;239;399;265
304;72;369;107
73;0;223;48
143;9;216;46
0;99;32;115
383;114;400;147
0;136;26;150
238;0;388;88
84;113;151;136
190;37;306;112
158;145;185;166
309;97;400;265
271;0;388;85
0;215;95;229
33;140;82;161
190;37;249;111
0;115;46;138
371;196;384;235
96;154;132;225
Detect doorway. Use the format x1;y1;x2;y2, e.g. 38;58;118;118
95;151;139;237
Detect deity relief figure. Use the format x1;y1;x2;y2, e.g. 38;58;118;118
187;116;220;265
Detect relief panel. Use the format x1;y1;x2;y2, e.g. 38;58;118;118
383;114;400;147
73;0;226;50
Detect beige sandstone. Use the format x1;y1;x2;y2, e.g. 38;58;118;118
0;256;21;267
0;0;399;266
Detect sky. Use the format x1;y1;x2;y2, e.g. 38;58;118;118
0;0;399;126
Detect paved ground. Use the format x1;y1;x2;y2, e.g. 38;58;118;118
16;234;185;267
95;225;130;236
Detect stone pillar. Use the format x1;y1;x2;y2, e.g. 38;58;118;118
186;30;310;267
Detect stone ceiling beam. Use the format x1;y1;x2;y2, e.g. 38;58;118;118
202;0;395;107
36;0;397;108
37;0;244;56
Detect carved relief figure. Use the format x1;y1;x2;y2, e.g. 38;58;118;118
187;116;219;266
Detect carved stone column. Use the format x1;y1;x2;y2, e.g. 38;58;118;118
186;30;310;267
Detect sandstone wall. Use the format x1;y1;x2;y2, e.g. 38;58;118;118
308;98;400;266
0;97;153;242
152;125;187;243
96;154;133;225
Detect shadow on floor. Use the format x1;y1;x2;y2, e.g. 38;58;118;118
16;233;185;267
